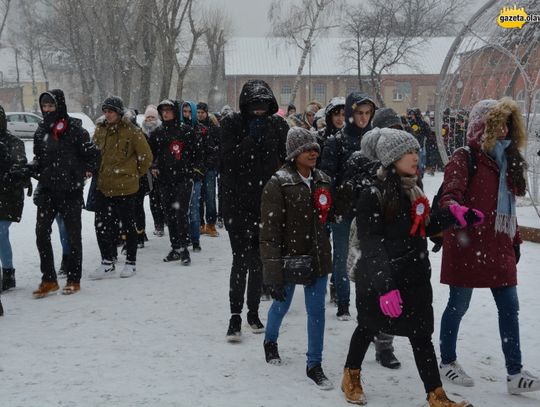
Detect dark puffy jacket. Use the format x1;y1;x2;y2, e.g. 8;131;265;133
0;106;28;222
181;100;207;178
220;79;289;232
319;92;376;188
149;99;201;183
199;115;221;171
31;89;100;195
260;164;332;285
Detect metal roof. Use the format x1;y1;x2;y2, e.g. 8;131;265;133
225;36;456;77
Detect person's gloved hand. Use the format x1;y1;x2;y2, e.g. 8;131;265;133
26;160;40;179
379;289;403;318
449;204;485;228
269;284;286;302
248;117;267;143
514;245;521;264
7;166;30;183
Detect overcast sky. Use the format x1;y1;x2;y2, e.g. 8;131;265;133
209;0;488;37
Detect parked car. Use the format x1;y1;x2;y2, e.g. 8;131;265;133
68;112;96;137
5;112;42;139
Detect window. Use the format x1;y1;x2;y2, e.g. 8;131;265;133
312;83;326;104
393;82;411;102
7;114;25;123
534;91;540;115
280;84;292;105
24;114;41;124
516;90;526;113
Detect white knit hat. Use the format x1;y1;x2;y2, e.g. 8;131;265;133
144;104;159;119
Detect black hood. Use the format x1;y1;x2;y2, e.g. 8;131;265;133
344;92;376;125
0;105;6;137
238;80;279;117
157;99;182;126
39;89;68;120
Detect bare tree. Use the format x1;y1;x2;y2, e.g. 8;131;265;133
153;0;190;100
268;0;341;105
204;8;232;110
174;0;205;99
342;0;464;106
0;0;10;41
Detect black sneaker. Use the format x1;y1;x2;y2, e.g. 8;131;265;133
329;282;337;305
192;242;202;252
217;217;224;229
163;249;181;262
337;304;352;321
137;234;145;249
376;349;401;369
247;311;265;333
58;256;68;278
306;364;334;390
2;268;16;291
264;341;281;365
0;298;4;316
180;248;191;265
226;315;242;342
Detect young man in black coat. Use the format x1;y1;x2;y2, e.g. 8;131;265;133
220;79;289;341
149;99;202;265
29;89;100;297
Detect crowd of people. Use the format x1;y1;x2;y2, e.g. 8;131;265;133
0;80;539;406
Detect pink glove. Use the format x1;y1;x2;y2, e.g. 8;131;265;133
449;204;485;228
379;289;403;318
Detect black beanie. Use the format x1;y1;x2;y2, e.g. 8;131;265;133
40;93;56;105
102;96;125;115
197;102;208;113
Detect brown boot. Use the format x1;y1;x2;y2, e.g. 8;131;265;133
341;368;367;405
206;224;219;237
200;224;207;235
427;387;472;407
32;281;60;299
62;282;80;295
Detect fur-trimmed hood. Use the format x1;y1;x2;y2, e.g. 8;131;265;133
95;109;139;129
483;97;527;152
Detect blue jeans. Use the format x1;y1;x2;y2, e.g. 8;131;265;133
0;221;13;269
55;215;70;256
202;169;218;225
265;275;328;369
189;180;202;244
331;219;352;307
440;285;522;375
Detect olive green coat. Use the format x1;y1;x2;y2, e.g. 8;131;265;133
93;116;153;197
260;163;333;285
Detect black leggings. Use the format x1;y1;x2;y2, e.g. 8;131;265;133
345;325;442;393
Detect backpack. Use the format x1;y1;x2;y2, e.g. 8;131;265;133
430;146;477;252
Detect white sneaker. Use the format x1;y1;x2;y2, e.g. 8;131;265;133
439;361;475;387
507;369;540;394
88;261;116;280
120;262;136;278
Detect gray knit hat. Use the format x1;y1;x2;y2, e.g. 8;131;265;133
375;128;420;167
286;127;320;160
372;107;403;129
360;127;383;161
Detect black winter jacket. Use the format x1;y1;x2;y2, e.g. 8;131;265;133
220;80;289;232
199;116;221;171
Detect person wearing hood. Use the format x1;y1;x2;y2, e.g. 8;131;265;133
301;101;323;130
0;104;30;299
142;105;165;238
316;97;345;162
29;89;100;297
89;96;152;281
197;102;221;238
182;101;207;252
221;79;289;342
320;92;377;321
438;98;540;395
148;99;200;266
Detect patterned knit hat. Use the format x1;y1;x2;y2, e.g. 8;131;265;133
375;128;420;167
286;127;320;160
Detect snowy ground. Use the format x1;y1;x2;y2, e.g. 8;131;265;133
1;143;539;407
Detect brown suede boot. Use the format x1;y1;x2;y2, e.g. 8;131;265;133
341;368;367;405
206;224;219;237
427;387;472;407
62;282;80;295
32;281;60;299
200;224;208;235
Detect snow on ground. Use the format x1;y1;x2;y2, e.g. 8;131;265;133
1;145;539;406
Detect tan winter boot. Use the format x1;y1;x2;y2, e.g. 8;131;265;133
200;224;207;235
32;281;60;299
206;224;219;237
62;282;80;295
341;368;367;405
427;387;472;407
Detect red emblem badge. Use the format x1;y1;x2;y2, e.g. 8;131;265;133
313;188;332;224
169;140;184;160
409;196;430;237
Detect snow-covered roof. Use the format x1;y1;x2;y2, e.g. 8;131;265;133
0;47;46;83
225;36;456;77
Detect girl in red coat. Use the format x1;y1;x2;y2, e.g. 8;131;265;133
438;98;539;394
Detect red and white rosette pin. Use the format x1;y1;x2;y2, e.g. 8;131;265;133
169;140;184;160
409;196;430;237
53;119;67;141
314;188;332;224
